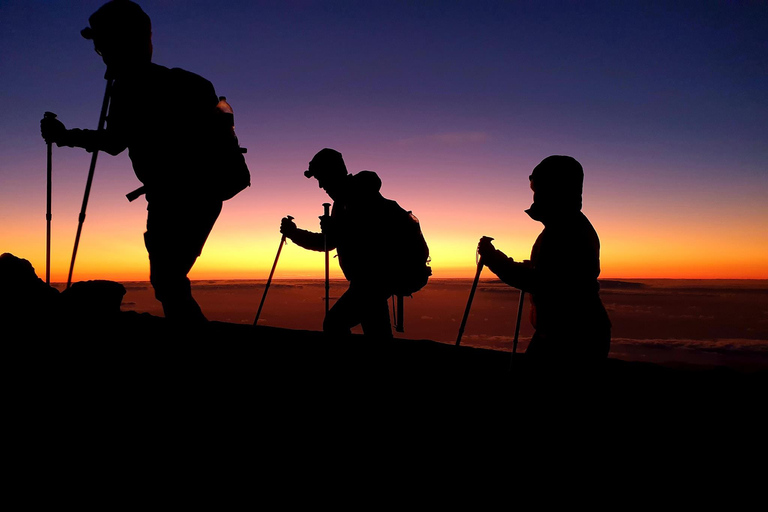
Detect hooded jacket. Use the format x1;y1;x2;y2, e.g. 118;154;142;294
290;171;403;285
484;157;611;357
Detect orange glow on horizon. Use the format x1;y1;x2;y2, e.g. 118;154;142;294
28;239;766;283
4;161;766;283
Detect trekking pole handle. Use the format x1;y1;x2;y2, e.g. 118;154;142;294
281;215;294;243
43;112;57;146
476;236;494;265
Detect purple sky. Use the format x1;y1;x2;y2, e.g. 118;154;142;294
1;1;767;280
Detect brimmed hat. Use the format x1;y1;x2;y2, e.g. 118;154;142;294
304;148;348;180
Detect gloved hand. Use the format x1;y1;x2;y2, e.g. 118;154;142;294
477;236;510;266
40;115;67;145
477;236;496;259
280;216;297;237
319;214;335;234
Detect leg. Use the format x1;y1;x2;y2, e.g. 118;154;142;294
146;241;203;323
144;199;222;324
323;282;392;338
323;286;357;336
359;290;392;339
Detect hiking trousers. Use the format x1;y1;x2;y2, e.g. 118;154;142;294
323;280;393;338
526;327;611;361
144;198;222;323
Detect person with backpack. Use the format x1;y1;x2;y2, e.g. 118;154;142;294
280;148;430;338
40;0;249;324
477;156;611;365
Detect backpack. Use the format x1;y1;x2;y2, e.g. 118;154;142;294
124;85;250;203
388;204;431;297
385;202;431;332
212;96;251;201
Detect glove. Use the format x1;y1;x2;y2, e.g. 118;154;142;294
477;237;496;259
280;216;297;237
477;237;510;266
319;215;335;234
40;116;67;145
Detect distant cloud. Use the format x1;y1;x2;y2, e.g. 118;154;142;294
599;280;647;290
479;286;519;294
603;304;657;314
397;131;489;146
610;337;768;354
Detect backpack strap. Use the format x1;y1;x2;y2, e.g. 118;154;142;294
392;294;405;333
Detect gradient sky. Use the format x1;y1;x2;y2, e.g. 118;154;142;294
2;0;767;282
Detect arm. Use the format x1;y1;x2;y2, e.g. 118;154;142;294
478;238;535;292
61;128;127;156
40;117;127;156
280;216;337;252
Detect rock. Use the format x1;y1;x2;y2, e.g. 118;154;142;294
0;253;60;334
1;253;127;338
61;280;126;319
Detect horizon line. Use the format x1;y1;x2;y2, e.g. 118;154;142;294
48;276;768;285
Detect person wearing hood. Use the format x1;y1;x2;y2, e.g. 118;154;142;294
40;0;248;324
477;156;611;363
280;149;402;338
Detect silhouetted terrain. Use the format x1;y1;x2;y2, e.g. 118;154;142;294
113;277;768;371
3;253;766;447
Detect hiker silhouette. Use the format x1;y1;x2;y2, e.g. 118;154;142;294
280;148;429;338
40;0;249;324
478;156;611;363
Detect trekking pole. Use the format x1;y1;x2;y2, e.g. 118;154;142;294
456;236;493;346
44;111;56;286
395;295;405;333
510;290;525;370
66;78;114;289
322;203;331;315
253;216;293;326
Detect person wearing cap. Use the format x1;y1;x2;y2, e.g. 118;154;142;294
280;149;400;338
477;156;611;365
40;0;244;324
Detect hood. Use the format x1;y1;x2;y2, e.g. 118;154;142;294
526;155;583;222
352;170;382;195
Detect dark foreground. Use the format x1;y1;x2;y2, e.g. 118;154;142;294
9;308;766;418
6;271;766;497
2;251;766;484
5;308;768;495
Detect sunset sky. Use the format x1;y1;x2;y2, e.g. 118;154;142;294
2;0;766;282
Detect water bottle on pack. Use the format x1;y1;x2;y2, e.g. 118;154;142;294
210;95;251;200
216;96;246;153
